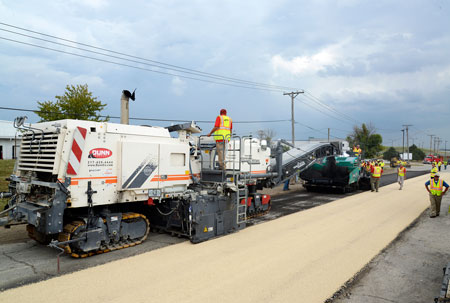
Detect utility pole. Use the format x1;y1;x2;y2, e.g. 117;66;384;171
428;134;434;155
437;138;442;156
434;137;438;155
328;128;330;142
283;90;304;145
445;140;448;159
402;124;412;160
401;129;405;158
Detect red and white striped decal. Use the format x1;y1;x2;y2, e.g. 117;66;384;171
66;127;87;175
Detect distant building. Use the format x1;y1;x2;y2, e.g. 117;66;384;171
0;120;20;160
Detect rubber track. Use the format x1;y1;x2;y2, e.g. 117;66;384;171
58;213;150;258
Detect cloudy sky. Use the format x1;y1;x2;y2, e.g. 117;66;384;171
0;0;449;150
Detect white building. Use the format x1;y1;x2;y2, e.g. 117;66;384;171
0;120;20;160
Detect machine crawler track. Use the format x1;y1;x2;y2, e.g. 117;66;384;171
58;213;150;258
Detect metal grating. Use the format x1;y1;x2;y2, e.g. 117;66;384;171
18;131;59;173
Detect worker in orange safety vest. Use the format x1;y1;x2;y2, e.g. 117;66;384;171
397;163;406;190
207;109;232;170
370;162;383;192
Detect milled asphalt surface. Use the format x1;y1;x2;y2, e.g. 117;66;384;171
332;168;450;303
0;164;443;302
0;166;436;303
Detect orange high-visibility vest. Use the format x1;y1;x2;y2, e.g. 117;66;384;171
398;167;406;176
213;115;232;142
372;166;382;177
430;179;444;196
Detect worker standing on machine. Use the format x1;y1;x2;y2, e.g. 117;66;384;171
207;109;232;170
425;173;449;218
370;162;383;192
431;163;438;179
397;163;406;190
353;144;362;157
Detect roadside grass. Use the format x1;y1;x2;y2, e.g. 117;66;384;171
0;160;15;210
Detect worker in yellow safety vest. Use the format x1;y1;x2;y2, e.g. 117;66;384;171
425;174;449;217
397;163;406;190
438;160;442;172
430;163;438;178
370;162;383;192
207;109;232;170
353;145;362;157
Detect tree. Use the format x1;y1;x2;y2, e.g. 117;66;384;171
383;147;399;160
256;129;276;147
36;84;108;122
409;144;425;161
346;123;383;158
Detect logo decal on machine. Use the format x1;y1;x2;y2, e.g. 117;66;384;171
122;155;157;189
88;148;112;159
67;127;87;175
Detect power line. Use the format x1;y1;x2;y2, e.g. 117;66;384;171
0;27;291;91
298;94;356;126
0;36;287;93
294;121;344;140
0;106;290;124
303;91;361;124
0;22;298;91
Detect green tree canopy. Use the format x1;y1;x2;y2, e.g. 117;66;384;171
346;123;383;158
383;147;399;160
36;84;108;122
409;144;426;160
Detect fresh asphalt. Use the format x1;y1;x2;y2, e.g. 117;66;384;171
0;167;430;292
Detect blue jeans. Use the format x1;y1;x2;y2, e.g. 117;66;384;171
283;180;290;190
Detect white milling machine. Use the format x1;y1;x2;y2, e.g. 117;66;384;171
1;113;341;258
1;117;291;257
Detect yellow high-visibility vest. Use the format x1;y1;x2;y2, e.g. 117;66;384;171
398;167;406;176
213;115;232;142
431;167;438;177
353;147;361;156
372;166;382;177
430;179;444;196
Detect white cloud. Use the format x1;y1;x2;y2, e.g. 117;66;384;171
271;48;337;76
171;77;187;96
69;0;108;9
71;75;104;87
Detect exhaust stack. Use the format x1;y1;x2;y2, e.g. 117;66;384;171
120;89;136;125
